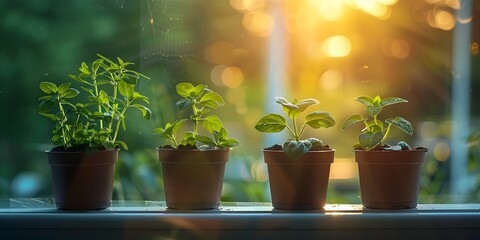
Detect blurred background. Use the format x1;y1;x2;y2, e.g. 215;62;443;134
0;0;479;204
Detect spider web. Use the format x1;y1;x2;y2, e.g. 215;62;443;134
140;0;198;69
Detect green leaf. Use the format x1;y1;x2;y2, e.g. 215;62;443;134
282;139;312;160
386;117;413;135
131;104;152;119
198;92;225;109
81;86;95;97
79;62;90;74
192;84;208;96
176;82;195;98
255;114;286;133
62;89;80;99
98;90;109;104
219;138;239;148
118;81;134;99
39;82;57;94
372;95;381;106
39;112;58;121
355;96;375;106
121;118;126;131
122;74;138;85
176;98;192;110
69;74;90;85
133;92;149;104
305;111;336;129
366;105;382;117
380;97;408;107
181;131;197;146
39;100;55;113
366;120;384;132
359;131;384;150
103;140;116;150
341;114;364;130
116;140;128;150
276;97;299;118
197;135;216;146
202;115;222;133
295;98;319;112
57;83;71;94
213;127;228;141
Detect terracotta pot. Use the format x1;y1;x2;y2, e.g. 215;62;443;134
264;149;335;210
158;148;229;210
47;150;118;210
355;149;427;209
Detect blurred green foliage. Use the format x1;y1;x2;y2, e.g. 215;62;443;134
0;0;479;204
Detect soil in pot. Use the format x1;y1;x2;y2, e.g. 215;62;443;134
264;146;334;210
355;148;427;210
158;147;229;210
48;149;118;210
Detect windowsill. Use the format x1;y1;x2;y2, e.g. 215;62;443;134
1;199;480;239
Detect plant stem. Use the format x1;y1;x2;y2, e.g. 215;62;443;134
108;82;118;133
285;125;296;138
112;100;129;143
57;100;69;147
192;102;200;139
381;123;392;143
292;116;299;141
93;77;103;129
298;123;307;139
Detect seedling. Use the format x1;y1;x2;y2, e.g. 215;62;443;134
39;54;151;151
152;82;238;150
255;97;336;159
341;95;413;150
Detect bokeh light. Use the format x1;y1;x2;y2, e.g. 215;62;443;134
322;35;352;58
221;66;244;88
434;142;451;162
242;11;273;37
319;69;343;90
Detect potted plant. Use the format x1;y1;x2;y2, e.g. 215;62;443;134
341;95;428;209
255;97;336;210
152;82;238;210
38;54;151;210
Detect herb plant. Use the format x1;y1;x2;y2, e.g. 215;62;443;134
152;82;239;150
341;95;413;150
39;54;151;151
255;97;336;159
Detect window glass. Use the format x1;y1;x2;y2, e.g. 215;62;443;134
0;0;479;203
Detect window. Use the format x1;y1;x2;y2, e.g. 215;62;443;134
1;0;479;204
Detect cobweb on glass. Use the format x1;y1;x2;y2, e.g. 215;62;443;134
140;0;198;69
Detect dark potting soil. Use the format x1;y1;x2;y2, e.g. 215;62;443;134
265;144;332;151
159;144;197;150
50;145;108;152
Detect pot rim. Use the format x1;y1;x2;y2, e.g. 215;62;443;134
157;147;231;152
46;149;119;154
354;148;428;153
263;148;336;153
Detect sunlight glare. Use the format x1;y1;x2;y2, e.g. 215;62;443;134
242;11;273;37
221;66;244;88
391;39;411;59
376;0;398;5
322;35;352;58
435;10;455;30
434;142;451;162
210;65;226;86
230;0;267;13
309;0;344;21
205;41;236;65
319;70;343;90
